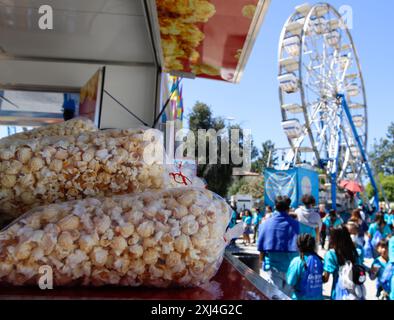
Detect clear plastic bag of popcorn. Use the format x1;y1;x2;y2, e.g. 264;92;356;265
0;117;98;144
0;187;232;288
0;127;166;224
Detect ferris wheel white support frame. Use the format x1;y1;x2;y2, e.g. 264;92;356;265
277;2;375;210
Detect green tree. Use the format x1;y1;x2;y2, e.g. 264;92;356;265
189;101;224;131
366;174;394;202
187;102;253;197
251;140;278;174
228;176;264;200
369;122;394;175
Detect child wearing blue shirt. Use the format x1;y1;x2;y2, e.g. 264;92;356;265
369;239;389;299
287;234;323;300
252;208;264;244
242;210;253;245
368;213;392;241
323;209;344;230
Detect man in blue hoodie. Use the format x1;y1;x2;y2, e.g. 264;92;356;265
257;195;299;296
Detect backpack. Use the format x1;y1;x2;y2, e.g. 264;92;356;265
380;262;394;293
336;261;366;300
352;264;367;285
298;255;323;299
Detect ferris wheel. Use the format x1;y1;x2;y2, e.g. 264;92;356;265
277;2;379;209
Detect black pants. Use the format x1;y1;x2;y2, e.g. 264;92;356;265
320;228;326;247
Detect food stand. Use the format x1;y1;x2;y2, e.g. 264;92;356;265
0;0;287;300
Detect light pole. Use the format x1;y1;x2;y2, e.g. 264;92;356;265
225;117;236;126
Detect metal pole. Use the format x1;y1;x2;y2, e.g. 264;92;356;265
338;94;380;211
331;172;337;210
329;98;343;211
267;150;272;168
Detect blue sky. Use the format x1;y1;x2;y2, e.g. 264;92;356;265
182;0;394;154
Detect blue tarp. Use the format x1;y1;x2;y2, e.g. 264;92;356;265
264;168;319;208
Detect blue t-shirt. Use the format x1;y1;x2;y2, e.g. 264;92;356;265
299;223;317;239
386;215;394;228
391;276;394;300
323;216;343;229
390;277;394;300
252;212;264;225
323;249;363;300
228;210;238;229
287;255;323;300
372;256;388;289
340;212;351;224
263;252;299;273
389;237;394;263
368;223;392;239
244;216;252;226
356;244;364;262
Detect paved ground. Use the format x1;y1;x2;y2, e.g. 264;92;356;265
228;239;379;300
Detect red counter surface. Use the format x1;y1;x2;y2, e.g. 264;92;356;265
0;252;289;300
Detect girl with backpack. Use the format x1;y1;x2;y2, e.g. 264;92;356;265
286;234;323;300
323;226;366;300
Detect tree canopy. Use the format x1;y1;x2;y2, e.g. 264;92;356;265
367;122;394;202
369;122;394;175
251;140;278;174
187;102;253;197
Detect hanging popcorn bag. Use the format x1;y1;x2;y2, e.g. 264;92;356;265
0;127;166;224
0;187;232;288
0;117;98;144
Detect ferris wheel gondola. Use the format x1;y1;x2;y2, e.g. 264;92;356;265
277;3;380;210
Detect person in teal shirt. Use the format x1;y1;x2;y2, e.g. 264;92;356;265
369;239;389;299
299;222;317;239
287;234;323;300
323;209;344;230
228;206;238;229
368;212;392;241
323;226;364;300
387;213;394;228
251;208;264;243
346;221;365;262
227;206;239;247
322;210;343;247
242;210;253;245
295;195;322;245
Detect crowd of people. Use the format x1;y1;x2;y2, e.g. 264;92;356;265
231;195;394;300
